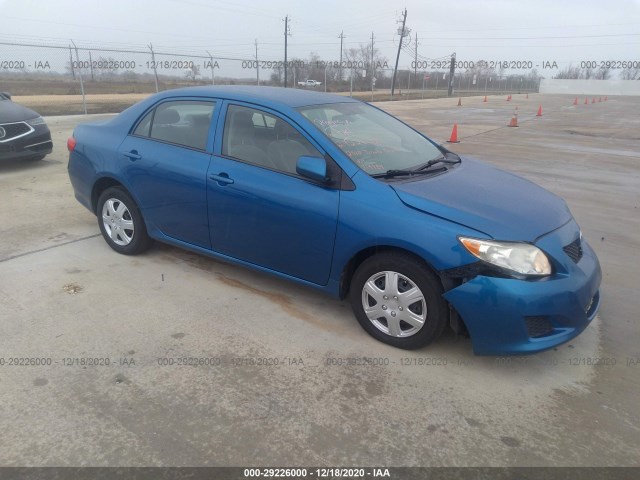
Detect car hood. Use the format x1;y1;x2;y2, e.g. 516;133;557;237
390;157;572;241
0;100;40;123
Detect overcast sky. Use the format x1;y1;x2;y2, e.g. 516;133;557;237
1;0;639;73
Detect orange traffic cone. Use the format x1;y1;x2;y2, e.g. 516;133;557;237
447;123;460;143
592;98;596;103
508;109;518;127
536;105;543;117
605;96;608;101
507;95;511;101
483;95;488;102
584;97;589;105
526;93;529;99
457;97;462;106
573;97;578;105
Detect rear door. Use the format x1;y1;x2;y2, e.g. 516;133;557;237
119;99;217;249
207;102;340;285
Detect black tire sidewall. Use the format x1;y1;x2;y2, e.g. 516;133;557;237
349;252;447;350
97;187;151;255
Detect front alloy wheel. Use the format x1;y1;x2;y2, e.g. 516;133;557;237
350;252;447;349
361;271;427;338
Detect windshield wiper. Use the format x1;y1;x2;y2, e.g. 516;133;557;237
372;155;460;178
371;169;440;178
415;155;460;170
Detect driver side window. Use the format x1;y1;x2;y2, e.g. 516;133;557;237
222;104;322;175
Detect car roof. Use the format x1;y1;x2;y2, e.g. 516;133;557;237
155;85;361;109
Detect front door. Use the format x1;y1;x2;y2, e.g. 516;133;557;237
207;103;340;285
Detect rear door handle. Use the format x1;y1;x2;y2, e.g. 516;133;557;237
124;150;142;161
209;173;234;185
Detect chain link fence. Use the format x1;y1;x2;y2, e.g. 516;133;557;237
0;40;540;115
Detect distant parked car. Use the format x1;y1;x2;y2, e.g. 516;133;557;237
67;86;601;355
297;80;322;87
0;92;53;161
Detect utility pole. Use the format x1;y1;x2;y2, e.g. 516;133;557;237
255;39;259;85
148;43;159;93
414;34;418;90
206;50;215;85
370;32;375;101
447;52;456;97
391;8;408;99
324;65;327;92
338;31;346;81
284;15;290;88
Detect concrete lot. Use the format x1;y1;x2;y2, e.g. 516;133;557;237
0;93;638;467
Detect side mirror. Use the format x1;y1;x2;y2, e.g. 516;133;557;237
1;92;11;100
296;155;329;183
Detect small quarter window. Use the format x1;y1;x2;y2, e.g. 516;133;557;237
133;110;153;137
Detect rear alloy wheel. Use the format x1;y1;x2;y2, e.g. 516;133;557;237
350;252;447;349
97;187;151;255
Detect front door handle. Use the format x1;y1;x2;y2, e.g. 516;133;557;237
124;150;142;161
209;173;234;185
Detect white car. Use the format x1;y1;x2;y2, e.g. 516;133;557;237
297;80;322;87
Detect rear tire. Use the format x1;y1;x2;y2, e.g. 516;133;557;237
97;187;152;255
349;252;447;350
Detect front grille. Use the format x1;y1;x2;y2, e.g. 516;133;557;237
0;122;32;142
525;316;554;338
563;237;583;263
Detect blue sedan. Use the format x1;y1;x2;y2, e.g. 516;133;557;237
67;86;601;355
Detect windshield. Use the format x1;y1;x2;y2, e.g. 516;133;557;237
298;102;444;174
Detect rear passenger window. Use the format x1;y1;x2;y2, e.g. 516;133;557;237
135;100;215;150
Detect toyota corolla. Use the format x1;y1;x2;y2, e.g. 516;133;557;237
67;86;601;355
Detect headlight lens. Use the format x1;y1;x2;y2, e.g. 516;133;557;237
26;116;46;126
459;237;552;276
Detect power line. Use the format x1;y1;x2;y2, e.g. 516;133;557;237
412;32;640;41
1;15;266;45
413;22;640;34
408;41;640;48
168;0;282;20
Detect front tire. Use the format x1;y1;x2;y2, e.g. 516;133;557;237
349;252;448;350
97;187;152;255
